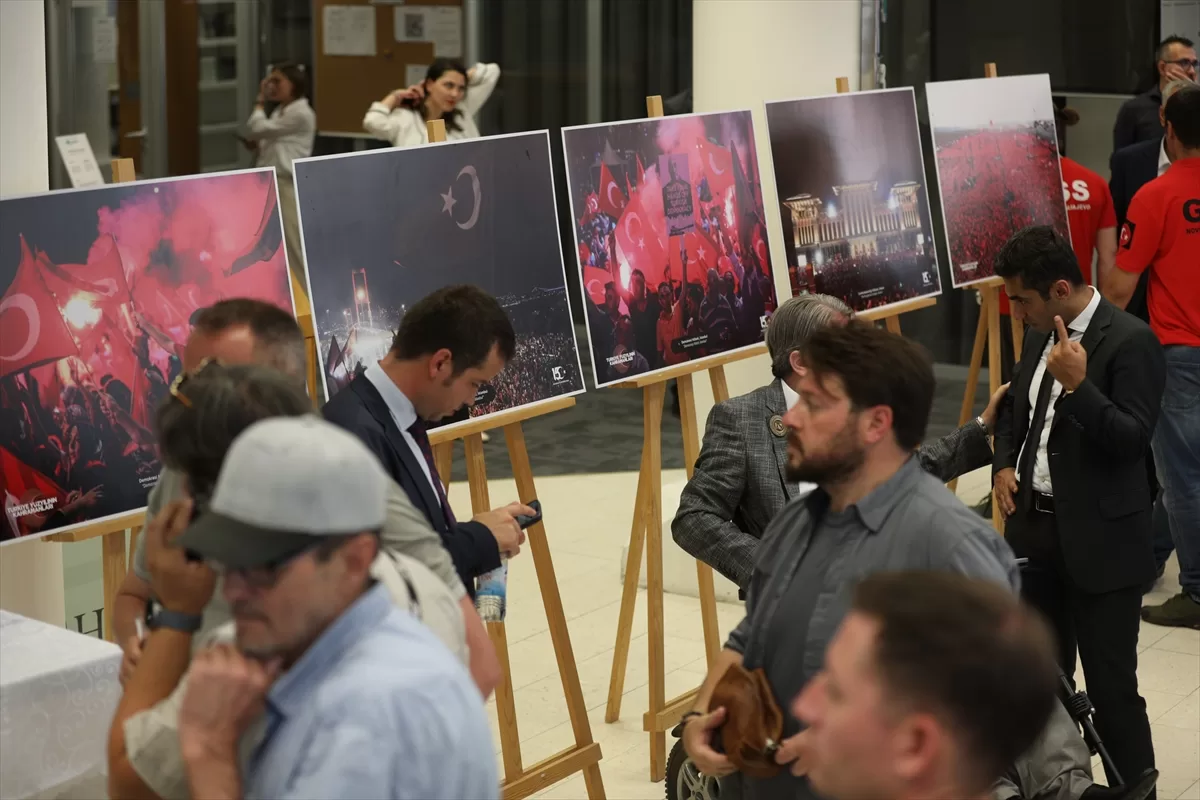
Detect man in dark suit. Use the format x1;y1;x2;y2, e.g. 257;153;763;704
992;226;1165;794
1112;36;1195;152
323;285;534;595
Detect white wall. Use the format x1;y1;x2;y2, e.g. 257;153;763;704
0;0;68;625
691;0;861;427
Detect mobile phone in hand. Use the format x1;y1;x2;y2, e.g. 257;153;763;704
514;500;542;529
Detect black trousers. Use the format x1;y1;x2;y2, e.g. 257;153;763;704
1007;505;1156;793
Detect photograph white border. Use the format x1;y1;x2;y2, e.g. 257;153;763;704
560;108;780;390
291;129;587;433
760;86;945;315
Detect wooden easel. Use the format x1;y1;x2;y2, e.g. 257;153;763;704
43;158;144;642
948;63;1023;532
44;159;333;639
424;117;606;800
607;85;942;781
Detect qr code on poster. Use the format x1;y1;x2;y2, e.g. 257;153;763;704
404;13;425;39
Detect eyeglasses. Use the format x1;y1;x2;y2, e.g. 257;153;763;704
168;357;220;409
215;537;343;590
1164;58;1199;70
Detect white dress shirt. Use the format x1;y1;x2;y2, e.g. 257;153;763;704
779;378;818;496
1157;139;1171;176
364;362;440;499
1016;287;1101;494
245;97;316;178
362;63;500;148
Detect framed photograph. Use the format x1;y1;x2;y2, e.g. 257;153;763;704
293;130;585;429
925;73;1070;287
0;169;294;543
562;110;780;388
764;87;943;314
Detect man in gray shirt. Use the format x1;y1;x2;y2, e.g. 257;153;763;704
681;323;1134;800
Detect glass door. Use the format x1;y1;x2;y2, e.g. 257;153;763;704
197;0;259;173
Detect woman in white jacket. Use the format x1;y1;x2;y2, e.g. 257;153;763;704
363;59;500;147
242;62;316;289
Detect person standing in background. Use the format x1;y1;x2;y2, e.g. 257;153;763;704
363;59;500;147
1113;36;1196;151
1108;78;1192;590
241;63;316;291
1107;85;1200;630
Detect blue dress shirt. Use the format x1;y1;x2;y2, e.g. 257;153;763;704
244;584;497;799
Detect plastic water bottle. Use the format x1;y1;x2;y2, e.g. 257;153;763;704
475;559;508;622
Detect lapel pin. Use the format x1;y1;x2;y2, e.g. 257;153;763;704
769;415;786;438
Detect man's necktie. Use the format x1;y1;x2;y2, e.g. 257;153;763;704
1016;365;1056;509
406;419;458;529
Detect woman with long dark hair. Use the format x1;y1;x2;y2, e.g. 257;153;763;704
242;62;316;288
363;58;500;147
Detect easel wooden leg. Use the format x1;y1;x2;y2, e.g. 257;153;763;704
985;295;1004;530
504;423;605;799
433;441;453;490
642;382;668;781
676;374;720;665
951;291;991;494
461;433;524;779
606;448;648;723
101;532;128;642
884;315;902;334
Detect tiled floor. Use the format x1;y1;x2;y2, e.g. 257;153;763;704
444;468;1200;800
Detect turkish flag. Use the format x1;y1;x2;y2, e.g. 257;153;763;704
597;163;627;219
583;266;612;306
229;179;283;275
0;236;80;378
695;138;734;198
39;235;131;321
1;444;67;540
669;228;723;289
614;192;669;288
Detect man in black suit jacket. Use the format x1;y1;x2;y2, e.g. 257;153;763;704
323;285;534;595
992;227;1166;794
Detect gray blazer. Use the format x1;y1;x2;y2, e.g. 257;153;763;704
671;378;994;589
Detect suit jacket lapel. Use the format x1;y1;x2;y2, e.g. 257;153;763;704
763;379;795;499
351;377;446;528
1050;298;1112;435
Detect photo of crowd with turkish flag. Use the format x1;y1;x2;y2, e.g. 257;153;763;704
562;110;779;388
0;169;294;543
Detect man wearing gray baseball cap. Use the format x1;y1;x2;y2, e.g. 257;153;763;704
173;416;497;800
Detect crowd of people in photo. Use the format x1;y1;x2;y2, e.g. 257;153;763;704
584;212;776;383
936;128;1066;280
804;251;933;311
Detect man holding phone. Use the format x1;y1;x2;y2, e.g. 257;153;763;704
991;226;1165;792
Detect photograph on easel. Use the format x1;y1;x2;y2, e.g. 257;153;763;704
0;169;294;544
764;87;942;314
926;73;1070;287
292;130;585;429
561;110;779;388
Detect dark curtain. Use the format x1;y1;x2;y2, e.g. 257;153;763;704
602;0;693;122
479;0;591;320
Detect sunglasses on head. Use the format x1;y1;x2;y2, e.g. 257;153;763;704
168;357;222;409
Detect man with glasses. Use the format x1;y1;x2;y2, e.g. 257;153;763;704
1113;36;1196;152
170;415;495;799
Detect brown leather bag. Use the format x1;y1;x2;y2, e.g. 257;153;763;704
709;663;784;778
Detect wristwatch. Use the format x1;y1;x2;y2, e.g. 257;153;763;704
975;415;989;434
150;608;203;633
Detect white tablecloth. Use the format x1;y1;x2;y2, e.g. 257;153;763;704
0;610;121;799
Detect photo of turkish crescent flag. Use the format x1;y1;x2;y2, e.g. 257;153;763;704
695;137;734;197
0;236;79;378
615;192;668;286
597;163;627;219
38;234;131;317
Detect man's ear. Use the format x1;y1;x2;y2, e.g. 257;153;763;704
788;350;807;378
862;405;894;446
429;348;454;377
